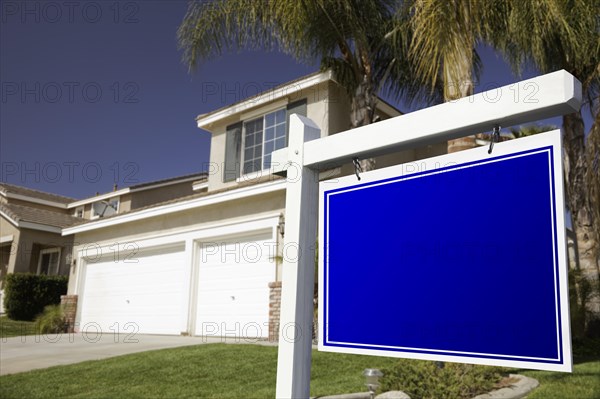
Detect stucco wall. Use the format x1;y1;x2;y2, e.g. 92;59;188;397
130;181;195;209
14;228;74;275
0;217;20;286
0;216;74;278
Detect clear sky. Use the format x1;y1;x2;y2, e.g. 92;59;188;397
0;1;591;199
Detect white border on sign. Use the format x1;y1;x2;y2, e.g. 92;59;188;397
318;130;572;373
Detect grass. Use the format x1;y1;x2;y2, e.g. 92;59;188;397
511;338;600;399
516;360;600;399
0;344;399;399
0;340;598;398
0;316;37;338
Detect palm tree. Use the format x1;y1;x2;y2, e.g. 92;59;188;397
177;1;419;139
401;0;505;153
498;0;600;326
509;124;556;139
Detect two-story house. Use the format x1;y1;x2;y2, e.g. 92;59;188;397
58;71;447;339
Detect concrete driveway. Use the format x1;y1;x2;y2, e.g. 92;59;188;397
0;333;225;375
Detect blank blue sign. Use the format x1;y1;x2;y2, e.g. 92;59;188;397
319;131;572;372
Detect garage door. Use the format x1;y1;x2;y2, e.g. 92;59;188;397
195;232;275;338
79;243;187;335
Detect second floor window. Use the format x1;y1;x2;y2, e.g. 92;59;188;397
92;197;119;218
242;108;287;174
222;98;307;183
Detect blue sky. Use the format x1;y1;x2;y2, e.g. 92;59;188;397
0;1;591;199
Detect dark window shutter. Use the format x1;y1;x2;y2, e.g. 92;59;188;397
223;122;242;182
286;99;307;144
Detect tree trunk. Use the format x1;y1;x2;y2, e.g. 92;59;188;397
351;75;378;171
564;111;600;326
445;70;476;154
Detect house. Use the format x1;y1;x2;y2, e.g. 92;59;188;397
0;184;80;280
56;71;447;339
0;173;206;313
3;71;447;337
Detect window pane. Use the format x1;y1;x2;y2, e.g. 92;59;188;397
263;154;272;169
276;109;286;124
265;112;275;127
275;137;286;150
40;254;51;275
254;146;262;159
276;124;286;138
50;252;59;274
265;127;274;141
264;141;274;155
243;161;254;174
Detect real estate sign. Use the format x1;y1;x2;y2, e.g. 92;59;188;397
318;130;572;372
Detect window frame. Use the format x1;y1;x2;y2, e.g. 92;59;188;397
239;108;287;178
91;197;120;219
74;206;84;218
37;247;61;276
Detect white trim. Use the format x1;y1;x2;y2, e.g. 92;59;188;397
192;182;208;191
375;100;402;118
62;179;286;235
0;210;19;227
196;71;333;129
0;235;14;244
129;175;202;193
37;247;61;275
1;192;69;209
68;189;129;209
240;98;289;121
19;221;63;234
74;206;84;218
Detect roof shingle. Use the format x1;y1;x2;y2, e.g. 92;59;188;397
0;183;76;204
0;203;83;228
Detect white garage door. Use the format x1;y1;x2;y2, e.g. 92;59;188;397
79;243;187;335
195;232;275;338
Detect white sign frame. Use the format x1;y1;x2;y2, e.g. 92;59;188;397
318;130;572;373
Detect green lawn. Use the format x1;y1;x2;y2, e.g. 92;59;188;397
0;341;598;399
0;316;36;338
516;360;600;399
0;344;398;399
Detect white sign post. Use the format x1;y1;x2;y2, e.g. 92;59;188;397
274;70;581;398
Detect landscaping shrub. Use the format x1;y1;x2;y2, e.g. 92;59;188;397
4;274;68;321
35;304;66;334
380;359;503;399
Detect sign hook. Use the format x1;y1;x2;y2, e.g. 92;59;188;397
352;157;363;181
488;125;501;154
